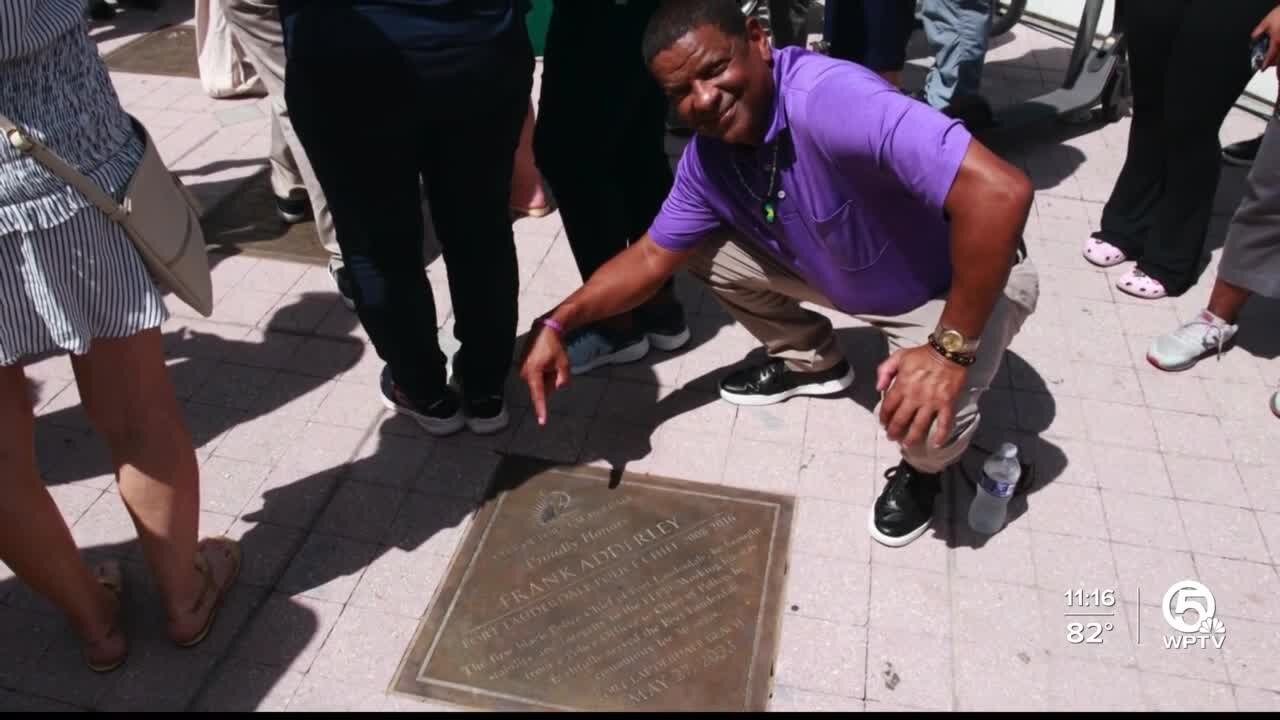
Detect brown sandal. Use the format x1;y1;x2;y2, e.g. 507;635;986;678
173;536;241;648
83;560;127;673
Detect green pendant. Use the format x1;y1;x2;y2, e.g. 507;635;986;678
763;201;776;224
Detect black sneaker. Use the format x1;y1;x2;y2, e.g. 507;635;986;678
275;189;313;225
868;461;941;548
329;258;354;310
379;366;464;436
464;394;510;435
87;0;116;20
1222;135;1263;167
635;301;691;352
445;357;510;435
718;358;854;406
940;95;995;130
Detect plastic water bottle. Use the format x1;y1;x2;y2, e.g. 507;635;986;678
968;443;1021;534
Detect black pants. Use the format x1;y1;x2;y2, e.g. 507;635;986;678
769;0;814;49
824;0;916;72
285;14;532;402
1097;0;1273;295
533;1;673;286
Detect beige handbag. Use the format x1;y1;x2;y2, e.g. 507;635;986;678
0;112;214;317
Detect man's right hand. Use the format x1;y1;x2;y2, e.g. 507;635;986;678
519;324;571;426
516;234;693;425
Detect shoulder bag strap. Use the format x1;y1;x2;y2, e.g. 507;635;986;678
0;111;130;223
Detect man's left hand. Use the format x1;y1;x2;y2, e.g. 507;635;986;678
875;345;967;449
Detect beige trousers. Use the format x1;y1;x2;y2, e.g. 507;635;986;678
221;0;339;261
686;231;1040;473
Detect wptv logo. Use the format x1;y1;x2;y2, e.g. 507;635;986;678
1160;580;1226;650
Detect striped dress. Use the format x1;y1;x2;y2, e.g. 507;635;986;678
0;0;166;366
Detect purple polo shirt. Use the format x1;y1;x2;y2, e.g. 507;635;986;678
650;47;973;317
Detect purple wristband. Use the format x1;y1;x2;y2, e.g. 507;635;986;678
539;317;565;335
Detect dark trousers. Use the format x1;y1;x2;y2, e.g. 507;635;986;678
769;0;814;49
1097;0;1273;295
285;15;532;402
533;1;673;286
824;0;916;72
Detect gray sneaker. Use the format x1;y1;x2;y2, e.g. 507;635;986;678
564;325;650;376
1147;310;1238;372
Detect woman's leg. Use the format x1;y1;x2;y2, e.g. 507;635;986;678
286;35;451;414
1134;0;1277;295
423;41;532;402
824;0;868;66
70;328;237;644
509;98;551;215
1205;278;1253;324
861;0;918;87
1093;0;1182;260
0;364;124;668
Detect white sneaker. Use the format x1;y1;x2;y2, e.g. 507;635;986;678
1146;310;1238;372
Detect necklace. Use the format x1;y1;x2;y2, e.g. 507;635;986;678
731;141;781;224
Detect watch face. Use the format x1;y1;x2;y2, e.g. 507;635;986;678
940;330;964;352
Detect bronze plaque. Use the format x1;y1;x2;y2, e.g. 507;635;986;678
391;457;794;711
104;26;199;78
202;171;331;266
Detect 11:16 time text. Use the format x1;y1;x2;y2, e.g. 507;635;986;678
1063;588;1116;607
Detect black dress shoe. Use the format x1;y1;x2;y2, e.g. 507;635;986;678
718;359;854;406
868;460;941;548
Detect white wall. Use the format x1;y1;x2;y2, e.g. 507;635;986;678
1022;0;1277;109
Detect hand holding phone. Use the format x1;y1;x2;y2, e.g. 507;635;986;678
1252;34;1270;72
1252;5;1280;71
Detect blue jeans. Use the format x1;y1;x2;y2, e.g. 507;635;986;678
921;0;990;107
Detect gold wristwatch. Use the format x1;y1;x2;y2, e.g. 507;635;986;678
929;324;980;366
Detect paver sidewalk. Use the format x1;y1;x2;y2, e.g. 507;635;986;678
1;5;1278;712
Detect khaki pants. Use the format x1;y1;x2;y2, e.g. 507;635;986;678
687;231;1040;474
221;0;339;261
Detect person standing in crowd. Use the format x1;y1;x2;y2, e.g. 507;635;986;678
919;0;993;125
823;0;916;87
510;98;553;219
520;0;1039;548
533;0;690;374
218;0;349;307
1083;0;1276;300
281;0;533;436
1147;14;1279;418
1;0;239;672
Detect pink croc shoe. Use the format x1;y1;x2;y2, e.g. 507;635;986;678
1082;237;1128;267
1116;268;1167;299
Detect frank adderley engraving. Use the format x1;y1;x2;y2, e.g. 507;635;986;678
391;457;794;711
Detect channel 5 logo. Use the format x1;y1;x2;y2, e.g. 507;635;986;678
1161;580;1225;650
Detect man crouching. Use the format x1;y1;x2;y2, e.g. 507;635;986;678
520;0;1039;548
